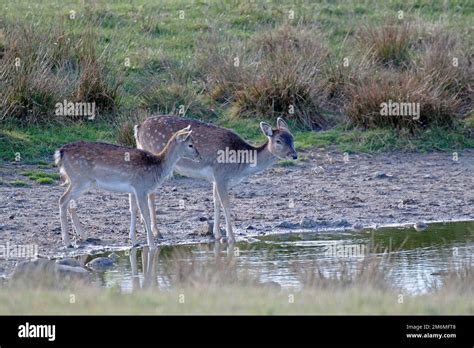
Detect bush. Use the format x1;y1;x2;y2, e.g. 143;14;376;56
138;72;213;120
418;29;472;117
343;21;472;129
0;25;70;125
114;109;152;147
344;70;459;129
0;24;120;126
115;120;136;147
196;25;330;129
195;32;251;103
356;19;414;68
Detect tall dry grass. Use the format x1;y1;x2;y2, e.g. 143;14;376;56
427;260;474;294
138;78;211;120
1;18;471;134
344;69;460;129
194;20;471;131
196;25;330;129
294;255;394;291
343;20;472;129
356;19;415;68
0;24;120;125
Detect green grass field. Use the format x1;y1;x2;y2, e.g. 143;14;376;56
1;285;473;315
1;0;473;163
1;1;473;316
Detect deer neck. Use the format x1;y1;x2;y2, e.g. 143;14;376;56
244;140;278;176
155;141;181;182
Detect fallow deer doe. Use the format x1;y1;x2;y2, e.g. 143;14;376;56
55;126;199;248
134;116;297;243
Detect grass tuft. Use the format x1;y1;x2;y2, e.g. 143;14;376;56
9;180;28;187
196;25;329;129
357;19;414;68
0;24;120;126
343;21;471;130
278;160;296;167
20;170;60;184
36;177;55;185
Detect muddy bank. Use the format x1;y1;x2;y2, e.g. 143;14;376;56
1;149;473;276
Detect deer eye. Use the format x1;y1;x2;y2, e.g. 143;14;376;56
188;144;194;148
276;139;282;144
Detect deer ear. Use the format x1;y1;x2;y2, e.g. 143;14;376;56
176;130;192;142
260;122;273;137
277;117;289;130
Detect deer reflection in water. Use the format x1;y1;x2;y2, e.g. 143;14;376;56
128;243;237;292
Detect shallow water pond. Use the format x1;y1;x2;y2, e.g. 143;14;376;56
84;221;473;294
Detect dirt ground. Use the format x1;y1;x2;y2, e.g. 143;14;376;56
1;148;473;277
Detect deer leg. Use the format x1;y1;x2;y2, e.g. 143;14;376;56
59;185;73;247
129;193;139;246
68;184;89;240
212;182;222;240
148;192;163;239
135;191;155;249
215;182;235;244
69;200;87;241
59;183;88;246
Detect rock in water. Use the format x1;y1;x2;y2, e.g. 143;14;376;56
300;217;319;228
56;258;82;268
11;259;89;285
11;259;56;282
56;264;89;280
86;257;114;271
414;222;428;232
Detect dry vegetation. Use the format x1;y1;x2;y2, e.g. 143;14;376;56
195;20;471;130
1;18;471;131
196;25;330;129
343;20;472;129
0;24;120;125
190;19;472;131
2;251;472;315
0;1;472;161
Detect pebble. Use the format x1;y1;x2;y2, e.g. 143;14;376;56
374;171;392;179
197;221;213;236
